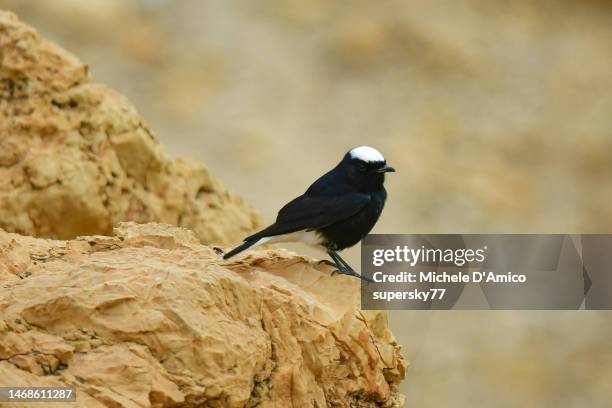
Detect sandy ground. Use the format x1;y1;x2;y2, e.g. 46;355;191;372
3;1;612;406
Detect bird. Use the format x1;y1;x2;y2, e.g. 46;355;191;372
223;146;395;282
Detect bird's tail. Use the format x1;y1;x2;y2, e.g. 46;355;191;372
223;239;259;260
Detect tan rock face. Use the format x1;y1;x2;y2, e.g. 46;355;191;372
0;223;406;407
0;10;406;407
0;11;261;244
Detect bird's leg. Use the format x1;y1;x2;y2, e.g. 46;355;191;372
327;250;347;274
331;251;356;273
327;251;375;283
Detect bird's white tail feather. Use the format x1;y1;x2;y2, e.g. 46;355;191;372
223;230;323;259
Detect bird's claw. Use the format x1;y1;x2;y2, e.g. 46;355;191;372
318;260;336;267
330;268;375;284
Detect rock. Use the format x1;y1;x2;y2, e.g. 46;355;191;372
0;11;261;244
0;11;407;406
0;223;406;407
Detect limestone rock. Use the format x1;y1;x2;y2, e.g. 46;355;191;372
0;223;406;407
0;11;261;244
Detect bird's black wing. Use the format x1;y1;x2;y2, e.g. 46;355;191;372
244;192;371;242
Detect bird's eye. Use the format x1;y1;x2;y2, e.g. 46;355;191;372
358;163;367;171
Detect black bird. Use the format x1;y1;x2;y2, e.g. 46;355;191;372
223;146;395;282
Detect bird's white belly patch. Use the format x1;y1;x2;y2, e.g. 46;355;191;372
251;230;324;250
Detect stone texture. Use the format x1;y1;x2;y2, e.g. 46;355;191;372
0;222;406;407
0;10;261;244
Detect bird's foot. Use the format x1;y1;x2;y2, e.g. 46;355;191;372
331;268;375;284
318;259;337;267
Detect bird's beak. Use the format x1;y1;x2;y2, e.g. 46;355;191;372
378;164;396;173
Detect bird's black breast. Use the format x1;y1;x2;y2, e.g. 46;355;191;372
318;188;387;251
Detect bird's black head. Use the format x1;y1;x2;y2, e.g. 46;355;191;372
337;146;395;192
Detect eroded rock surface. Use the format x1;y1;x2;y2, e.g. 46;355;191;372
0;223;405;407
0;11;260;243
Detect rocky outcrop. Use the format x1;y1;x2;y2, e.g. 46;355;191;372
0;222;406;407
0;11;261;243
0;11;406;407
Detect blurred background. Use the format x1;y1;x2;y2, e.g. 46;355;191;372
3;0;612;406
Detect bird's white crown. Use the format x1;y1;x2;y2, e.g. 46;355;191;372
349;146;385;163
